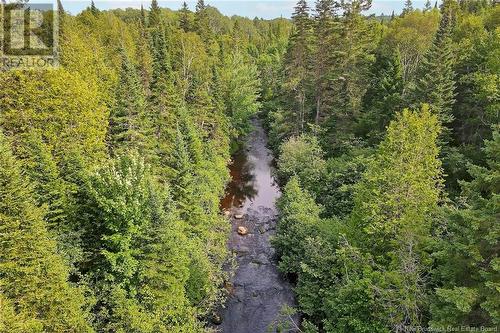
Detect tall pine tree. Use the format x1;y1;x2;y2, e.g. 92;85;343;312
431;128;500;327
282;0;313;134
402;0;414;16
90;0;99;15
424;0;432;11
358;49;404;144
147;26;183;173
194;0;212;42
108;48;147;155
414;0;457;134
313;0;338;124
179;1;191;32
148;0;161;28
0;132;92;332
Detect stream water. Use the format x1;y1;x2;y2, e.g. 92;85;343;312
218;118;297;333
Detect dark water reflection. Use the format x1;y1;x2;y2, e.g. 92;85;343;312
220;121;280;212
220;150;258;210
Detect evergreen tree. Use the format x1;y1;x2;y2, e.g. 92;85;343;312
424;0;432;11
170;124;195;214
56;0;65;38
430;128;500;327
90;0;99;15
147;26;183;172
179;1;191;32
312;0;338;124
0;132;92;332
138;180;202;332
195;0;206;12
148;0;161;28
282;0;313;134
108;49;147;155
322;0;375;153
150;26;173;91
15;131;66;227
57;0;65;16
402;0;414;15
136;13;152;92
450;5;498;149
140;4;147;27
414;0;457;138
194;0;212;42
358;49;404;144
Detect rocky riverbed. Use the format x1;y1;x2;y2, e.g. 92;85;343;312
218;119;297;333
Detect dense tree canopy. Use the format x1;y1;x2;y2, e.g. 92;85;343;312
271;0;498;331
0;0;498;331
0;2;290;331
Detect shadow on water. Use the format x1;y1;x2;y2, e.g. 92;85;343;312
220;150;258;210
217;118;297;333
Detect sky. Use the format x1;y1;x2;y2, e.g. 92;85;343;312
28;0;433;19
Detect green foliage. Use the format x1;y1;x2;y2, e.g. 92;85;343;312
273;177;322;275
0;132;93;332
277;134;326;190
179;2;192;32
108;50;147;155
1;0;498;331
148;0;161;28
277;133;369;219
348;106;443;329
357;49;404;144
78;152;199;332
349;106;443;250
274;106;445;331
414;0;458;134
430;128;500;327
220;50;262;138
0;5;282;329
271;1;498;332
0;69;108;166
280;0;313;136
317;149;370;218
0;292;43;333
383;9;439;89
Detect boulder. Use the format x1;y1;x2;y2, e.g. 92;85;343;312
234;214;244;219
237;226;248;235
234;246;250;254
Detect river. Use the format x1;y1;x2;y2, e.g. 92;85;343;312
218;118;297;333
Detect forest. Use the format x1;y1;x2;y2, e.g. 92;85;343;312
0;0;498;332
